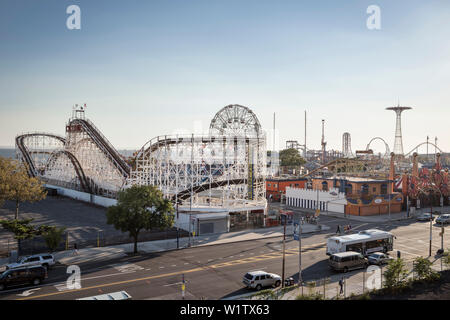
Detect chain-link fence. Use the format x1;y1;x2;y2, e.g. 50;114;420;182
0;227;190;258
250;255;450;300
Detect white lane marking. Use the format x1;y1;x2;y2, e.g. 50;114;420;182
164;281;189;287
110;263;144;273
394;244;423;257
171;265;177;267
159;266;165;269
146;268;151;270
17;288;41;297
184;262;189;265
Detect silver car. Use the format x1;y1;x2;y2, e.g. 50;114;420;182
243;271;281;290
416;213;434;221
6;254;55;271
436;214;450;225
367;252;394;265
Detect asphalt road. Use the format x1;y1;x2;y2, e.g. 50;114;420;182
1;215;449;300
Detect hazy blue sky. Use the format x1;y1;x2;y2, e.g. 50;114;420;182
1;0;449;154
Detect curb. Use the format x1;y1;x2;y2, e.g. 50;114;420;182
54;225;329;265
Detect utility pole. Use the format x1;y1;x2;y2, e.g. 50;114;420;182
298;217;303;288
281;213;286;288
304;110;307;159
176;202;179;249
429;192;433;257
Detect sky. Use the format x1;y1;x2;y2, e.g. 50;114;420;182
1;0;449;155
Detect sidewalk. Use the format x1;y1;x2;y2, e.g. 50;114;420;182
0;223;330;267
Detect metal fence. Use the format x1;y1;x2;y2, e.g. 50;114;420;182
251;256;449;300
0;227;189;258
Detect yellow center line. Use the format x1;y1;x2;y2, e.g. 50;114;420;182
18;243;327;300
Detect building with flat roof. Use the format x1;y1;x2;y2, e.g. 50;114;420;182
266;177;308;202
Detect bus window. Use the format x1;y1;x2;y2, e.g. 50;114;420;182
347;243;362;253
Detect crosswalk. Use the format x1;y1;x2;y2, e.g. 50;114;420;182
109;263;144;273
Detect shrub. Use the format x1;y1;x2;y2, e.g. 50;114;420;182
383;258;409;291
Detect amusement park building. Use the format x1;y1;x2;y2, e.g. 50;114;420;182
286;176;403;216
266;177;308;202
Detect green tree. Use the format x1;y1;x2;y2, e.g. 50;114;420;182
0;218;52;255
42;226;66;252
383;258;409;290
413;257;438;280
0;156;47;219
279;148;306;167
106;185;175;254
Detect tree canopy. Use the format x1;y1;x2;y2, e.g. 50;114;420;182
0;218;54;255
0;156;47;219
106;185;175;254
279;148;306;167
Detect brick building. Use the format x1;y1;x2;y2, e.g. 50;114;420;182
266;177;308;202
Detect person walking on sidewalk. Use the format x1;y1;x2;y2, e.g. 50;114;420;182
72;243;79;256
339;277;344;295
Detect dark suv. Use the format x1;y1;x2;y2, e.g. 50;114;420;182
0;266;47;291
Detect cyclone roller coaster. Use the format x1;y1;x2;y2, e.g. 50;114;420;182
15;104;267;211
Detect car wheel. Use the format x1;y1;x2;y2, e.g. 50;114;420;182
32;278;41;286
256;284;262;291
343;267;349;273
275;280;281;287
0;284;5;291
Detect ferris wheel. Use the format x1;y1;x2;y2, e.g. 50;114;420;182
209;104;262;137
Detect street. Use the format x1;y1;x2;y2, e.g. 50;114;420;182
1;215;449;300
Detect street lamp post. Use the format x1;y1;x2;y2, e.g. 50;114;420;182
281;213;286;288
429;198;433;257
298;217;302;288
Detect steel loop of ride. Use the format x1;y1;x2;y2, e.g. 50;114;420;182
366;137;391;159
404;141;444;158
16;105;267;210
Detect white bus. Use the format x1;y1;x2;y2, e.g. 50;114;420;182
326;229;394;256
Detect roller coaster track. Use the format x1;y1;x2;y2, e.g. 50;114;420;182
45;150;93;194
15;133;66;177
174;178;265;202
135;135;252;160
69;118;130;177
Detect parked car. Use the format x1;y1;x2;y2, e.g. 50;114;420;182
0;266;47;291
436;214;450;225
416;212;435;221
367;252;394;265
243;271;281;290
329;251;368;273
6;254;55;271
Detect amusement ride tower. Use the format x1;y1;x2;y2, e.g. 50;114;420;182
386;105;412;156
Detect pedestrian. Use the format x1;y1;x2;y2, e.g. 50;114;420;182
72;243;79;256
336;225;341;234
339;277;344;295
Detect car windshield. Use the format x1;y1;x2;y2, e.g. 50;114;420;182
369;253;381;258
